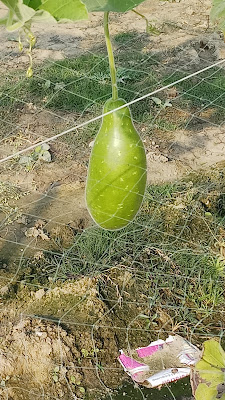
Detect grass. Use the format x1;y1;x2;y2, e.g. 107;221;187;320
113;31;139;45
2;31;225;146
1;31;225;336
26;51;159;122
163;68;225;124
21;170;225;336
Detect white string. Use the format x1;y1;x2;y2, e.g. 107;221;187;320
0;58;224;164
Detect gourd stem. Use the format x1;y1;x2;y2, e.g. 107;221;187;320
104;12;118;101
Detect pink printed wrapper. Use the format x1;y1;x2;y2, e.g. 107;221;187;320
118;335;200;388
137;337;174;358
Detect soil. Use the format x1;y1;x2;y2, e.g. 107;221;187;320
0;0;225;399
0;269;168;400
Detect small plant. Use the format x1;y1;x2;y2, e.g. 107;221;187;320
81;347;100;358
0;376;10;387
139;313;158;329
132;9;160;35
52;366;60;383
151;96;172;109
96;363;105;372
70;375;85;395
19;143;51;170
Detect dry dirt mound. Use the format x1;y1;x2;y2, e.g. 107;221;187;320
0;273;135;400
0;318;84;400
0;268;174;400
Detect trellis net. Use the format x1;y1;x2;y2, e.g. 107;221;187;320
0;0;225;399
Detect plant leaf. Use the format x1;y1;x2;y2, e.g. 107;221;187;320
1;0;36;25
23;0;42;9
39;0;88;21
211;0;225;33
19;155;31;165
83;0;145;12
195;383;221;400
0;16;8;25
0;0;54;31
201;340;225;368
193;340;225;400
39;150;51;162
41;143;50;151
31;9;55;23
151;96;162;106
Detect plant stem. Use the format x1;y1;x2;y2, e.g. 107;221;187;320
132;9;149;31
132;9;159;35
104;12;118;101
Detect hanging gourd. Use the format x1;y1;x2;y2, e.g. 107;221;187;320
86;12;147;230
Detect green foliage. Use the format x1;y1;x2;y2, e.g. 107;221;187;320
211;0;225;33
26;50;158;120
29;173;225;323
193;340;225;400
83;0;145;12
52;366;60;383
163;68;225;124
38;0;88;21
0;0;147;32
0;0;55;32
132;9;160;35
19;143;51;170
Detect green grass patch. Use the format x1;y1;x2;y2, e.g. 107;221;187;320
1;33;225;144
114;31;138;45
163;68;225;123
26;51;159;121
21;170;225;334
0;36;160;125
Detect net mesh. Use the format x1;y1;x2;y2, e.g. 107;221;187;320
0;0;225;399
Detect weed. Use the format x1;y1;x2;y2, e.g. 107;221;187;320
19;143;51;170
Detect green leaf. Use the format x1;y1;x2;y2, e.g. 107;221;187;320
31;9;55;23
194;340;225;400
22;0;55;22
19;155;31;165
1;0;36;26
152;96;162;106
211;0;225;33
23;0;42;9
83;0;145;12
70;375;76;384
195;383;220;400
39;0;88;21
34;145;42;153
0;16;8;25
41;143;50;151
0;0;54;31
40;150;51;162
201;340;225;369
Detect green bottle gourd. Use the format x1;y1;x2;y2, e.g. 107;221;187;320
85;13;147;230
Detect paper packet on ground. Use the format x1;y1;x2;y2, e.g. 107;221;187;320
118;335;201;388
